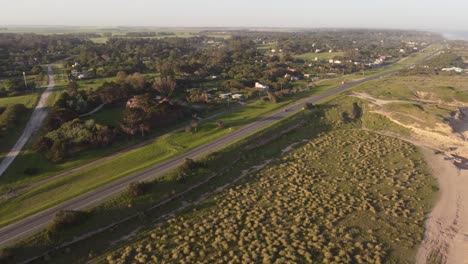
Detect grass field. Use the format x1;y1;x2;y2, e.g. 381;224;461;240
294;51;345;61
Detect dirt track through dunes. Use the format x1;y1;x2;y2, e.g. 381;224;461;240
0;66;55;177
416;149;468;264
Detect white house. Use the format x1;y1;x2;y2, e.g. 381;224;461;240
232;94;245;100
255;82;270;91
442;67;464;73
77;74;87;80
219;93;232;99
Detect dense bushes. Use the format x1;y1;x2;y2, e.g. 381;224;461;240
105;130;436;264
127;182;150;198
55;89;101;115
48;210;89;233
36;119;116;162
120;98;187;136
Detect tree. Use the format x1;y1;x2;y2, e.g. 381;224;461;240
127;182;149;197
216;120;225;128
153;77;176;99
116;71;127;82
120;107;148;136
31;65;43;75
67;81;78;96
126;72;146;90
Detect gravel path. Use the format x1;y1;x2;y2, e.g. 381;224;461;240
0;66;55;176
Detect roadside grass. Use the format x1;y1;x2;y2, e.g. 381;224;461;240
0;90;43;109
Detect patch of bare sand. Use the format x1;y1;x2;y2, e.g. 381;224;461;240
350;92;407;106
372;110;468;158
416;148;468;264
363;103;468;263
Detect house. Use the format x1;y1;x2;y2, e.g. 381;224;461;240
329;59;334;64
219;93;232;99
126;95;144;108
77;73;87;80
442;67;464;73
255;82;270;91
232;94;245;100
333;60;342;64
304;73;313;79
271;49;276;53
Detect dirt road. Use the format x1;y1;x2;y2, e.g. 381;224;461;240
0;65;55;176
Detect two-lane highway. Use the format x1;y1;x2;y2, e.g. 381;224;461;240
0;48;441;247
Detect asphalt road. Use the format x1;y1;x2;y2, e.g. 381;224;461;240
0;50;440;247
0;66;55;177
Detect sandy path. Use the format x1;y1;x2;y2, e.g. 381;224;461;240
416;148;468;264
0;65;55;176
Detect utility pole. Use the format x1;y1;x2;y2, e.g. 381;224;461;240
22;72;29;91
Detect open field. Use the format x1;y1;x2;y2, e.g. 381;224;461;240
294;51;345;61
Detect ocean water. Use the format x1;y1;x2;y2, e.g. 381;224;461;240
442;31;468;40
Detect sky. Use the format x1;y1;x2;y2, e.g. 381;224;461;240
1;0;467;32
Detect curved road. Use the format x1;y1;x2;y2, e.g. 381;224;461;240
0;50;441;247
0;66;55;177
